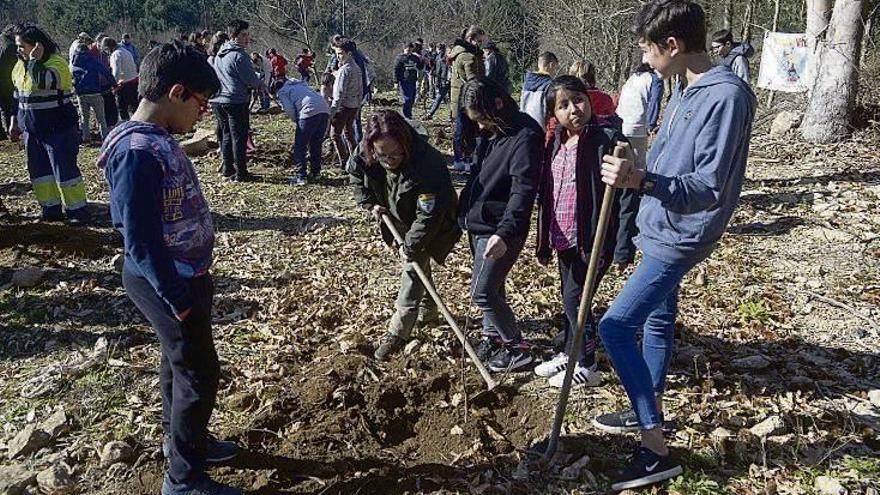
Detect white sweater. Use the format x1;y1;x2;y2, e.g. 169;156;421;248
616;71;653;138
110;48;138;83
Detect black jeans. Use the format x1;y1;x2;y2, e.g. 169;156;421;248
212;102;250;178
122;266;219;483
116;81;139;120
103;92;119;128
558;247;609;366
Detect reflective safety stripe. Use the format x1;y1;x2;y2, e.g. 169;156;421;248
59;178;87;210
32;176;62;207
19;98;72;110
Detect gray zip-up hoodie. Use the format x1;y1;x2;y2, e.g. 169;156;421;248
209;41;262;105
637;65;756;264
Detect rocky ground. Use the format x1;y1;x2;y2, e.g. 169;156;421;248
1;86;879;495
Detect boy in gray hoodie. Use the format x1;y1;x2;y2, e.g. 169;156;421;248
209;19;265;182
596;0;756;491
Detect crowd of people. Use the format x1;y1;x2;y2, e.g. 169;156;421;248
0;0;760;493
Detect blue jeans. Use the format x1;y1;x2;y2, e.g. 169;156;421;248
292;113;329;179
399;80;417;119
469;234;527;343
598;254;697;430
428;84;449;118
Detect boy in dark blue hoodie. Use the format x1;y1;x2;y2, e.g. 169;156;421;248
98;41;242;495
519;51;557;131
596;0;756;490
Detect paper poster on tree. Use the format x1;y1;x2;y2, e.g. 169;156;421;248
757;32;809;93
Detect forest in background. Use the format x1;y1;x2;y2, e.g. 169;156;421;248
2;0;877;91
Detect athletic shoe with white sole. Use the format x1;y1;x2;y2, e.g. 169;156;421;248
592;408;642;434
611;447;683;491
548;363;602;388
534;352;569;377
487;342;533;372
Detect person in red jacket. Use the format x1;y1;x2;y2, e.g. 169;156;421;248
294;48;314;83
569;59;616;117
267;48;288;79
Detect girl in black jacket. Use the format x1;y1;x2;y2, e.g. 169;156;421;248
457;77;543;372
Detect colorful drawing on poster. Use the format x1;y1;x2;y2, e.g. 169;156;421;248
757;32;809;93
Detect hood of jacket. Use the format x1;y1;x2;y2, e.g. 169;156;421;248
522;71;553;92
721;42;755;65
97;121;169;169
217;40;246;58
449;40;479;60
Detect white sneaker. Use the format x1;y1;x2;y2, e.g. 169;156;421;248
548;363;602;388
534;352;569;377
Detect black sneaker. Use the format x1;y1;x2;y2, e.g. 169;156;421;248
475;336;502;362
593;408;641;434
162;433;240;464
611;447;683;491
487;342;533;372
374;333;405;361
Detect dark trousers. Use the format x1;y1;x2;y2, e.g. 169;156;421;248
103;92;119;127
122;266;219;483
292;113;329;179
0;95;13;139
427;84;449;119
116;81;139;121
453;108;475;162
330;106;358;166
557;248;609;366
212;102;250;178
469;234;527;343
399;80;417;119
24;126;87;219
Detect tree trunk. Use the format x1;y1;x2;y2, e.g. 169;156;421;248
804;0;832;91
741;0;755;42
801;0;865;143
723;0;734;30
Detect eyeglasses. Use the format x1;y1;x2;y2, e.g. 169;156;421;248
184;88;209;115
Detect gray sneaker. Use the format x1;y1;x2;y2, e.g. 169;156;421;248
161;474;242;495
374;333;406;361
162;433;240;464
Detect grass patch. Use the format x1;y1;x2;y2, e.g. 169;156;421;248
668;472;732;495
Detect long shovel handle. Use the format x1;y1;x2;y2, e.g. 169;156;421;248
380;214;498;391
542;144;625;463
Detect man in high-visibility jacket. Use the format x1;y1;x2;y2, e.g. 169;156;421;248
8;24;89;224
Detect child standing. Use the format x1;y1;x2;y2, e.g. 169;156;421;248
598;0;756;489
616;60;658;170
519;51;557;130
272;77;330;185
458;77;542;372
534;76;638;388
98;41;241;495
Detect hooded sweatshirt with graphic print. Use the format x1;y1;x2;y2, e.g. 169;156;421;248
98;121;215;315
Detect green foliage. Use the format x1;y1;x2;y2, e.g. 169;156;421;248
737;298;772;326
667;472;732;495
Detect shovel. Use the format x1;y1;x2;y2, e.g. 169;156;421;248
380;213;498;392
540;143;626;464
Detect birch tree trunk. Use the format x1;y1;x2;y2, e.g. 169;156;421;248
801;0;866;143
